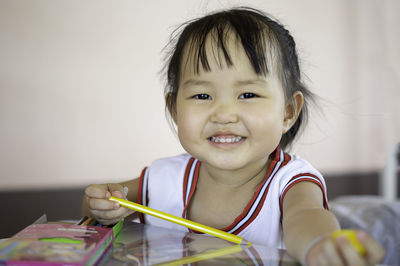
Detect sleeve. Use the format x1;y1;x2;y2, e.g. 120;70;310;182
278;158;329;218
137;167;149;224
279;173;329;212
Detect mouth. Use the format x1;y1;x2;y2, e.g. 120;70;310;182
208;135;246;144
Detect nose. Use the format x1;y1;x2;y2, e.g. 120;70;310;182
210;101;239;124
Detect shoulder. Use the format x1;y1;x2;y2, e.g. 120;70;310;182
149;153;192;170
270;150;326;195
278;151;329;208
145;153;193;182
150;153;192;165
277;151;323;181
141;153;193;197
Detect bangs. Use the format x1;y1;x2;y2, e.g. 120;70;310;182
179;11;278;76
165;8;282;93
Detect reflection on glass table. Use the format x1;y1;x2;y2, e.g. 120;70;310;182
103;221;300;266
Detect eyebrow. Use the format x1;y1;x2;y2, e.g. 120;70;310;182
235;78;268;86
182;78;267;88
182;79;212;87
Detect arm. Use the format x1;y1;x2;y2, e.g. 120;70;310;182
282;182;385;265
282;182;339;260
82;178;140;225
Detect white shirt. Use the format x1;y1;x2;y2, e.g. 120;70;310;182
137;147;328;248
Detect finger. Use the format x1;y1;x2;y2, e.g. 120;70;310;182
107;183;125;199
85;184;109;199
88;198;119;211
312;252;329;266
91;207;125;219
337;235;366;266
321;239;344;266
308;248;326;266
307;237;331;266
357;231;385;264
95;211;133;225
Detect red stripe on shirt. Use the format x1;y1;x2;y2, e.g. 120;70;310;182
182;160;200;218
230;151;292;235
182;157;195;205
279;173;329;218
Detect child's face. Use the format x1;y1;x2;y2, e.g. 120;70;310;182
174;34;293;171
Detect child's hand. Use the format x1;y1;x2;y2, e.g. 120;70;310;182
84;183;133;225
305;230;385;266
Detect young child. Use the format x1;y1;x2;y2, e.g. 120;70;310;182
82;7;384;265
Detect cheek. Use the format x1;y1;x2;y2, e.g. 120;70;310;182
253;117;283;135
245;107;285;136
176;106;201;140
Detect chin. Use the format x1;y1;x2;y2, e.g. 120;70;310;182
204;157;249;170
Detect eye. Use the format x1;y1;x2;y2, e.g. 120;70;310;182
239;92;258;99
192;94;212;100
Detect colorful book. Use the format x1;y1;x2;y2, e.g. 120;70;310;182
0;221;122;266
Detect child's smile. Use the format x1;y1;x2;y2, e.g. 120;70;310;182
208;134;245;145
173;32;292;174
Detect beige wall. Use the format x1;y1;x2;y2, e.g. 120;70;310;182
0;0;399;190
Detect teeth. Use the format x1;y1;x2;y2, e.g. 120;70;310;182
210;136;243;143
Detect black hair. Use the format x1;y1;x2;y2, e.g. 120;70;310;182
162;7;316;150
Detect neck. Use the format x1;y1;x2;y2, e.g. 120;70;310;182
199;157;271;190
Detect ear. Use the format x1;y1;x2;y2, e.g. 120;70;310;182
283;91;304;133
165;92;178;124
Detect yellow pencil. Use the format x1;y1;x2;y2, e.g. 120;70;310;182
81;217;93;226
158;244;244;266
108;196;251;246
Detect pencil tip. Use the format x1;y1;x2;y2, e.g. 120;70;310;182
240;239;252;247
